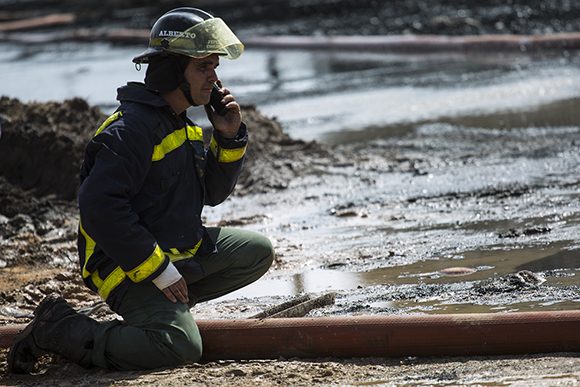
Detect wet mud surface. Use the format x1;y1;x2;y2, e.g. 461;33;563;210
0;95;579;385
206;114;580;312
0;354;579;386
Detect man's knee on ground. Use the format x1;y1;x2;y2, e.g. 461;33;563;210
167;333;202;364
155;325;203;365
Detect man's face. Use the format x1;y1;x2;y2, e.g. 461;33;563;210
184;54;220;105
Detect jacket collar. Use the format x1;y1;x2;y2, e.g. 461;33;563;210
116;82;168;108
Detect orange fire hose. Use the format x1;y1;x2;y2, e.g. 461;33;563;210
0;311;578;360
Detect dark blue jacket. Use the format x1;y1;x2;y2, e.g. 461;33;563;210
77;82;247;310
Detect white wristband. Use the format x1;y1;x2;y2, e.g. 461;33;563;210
152;262;182;290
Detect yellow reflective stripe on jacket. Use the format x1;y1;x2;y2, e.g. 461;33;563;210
125;245;165;283
80;222;166;285
90;244;164;300
165;239;203;263
93;267;125;301
209;136;246;163
79;221;96;279
90;241;201;300
94;111;123;137
152;125;204;161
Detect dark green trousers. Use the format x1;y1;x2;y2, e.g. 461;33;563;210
90;227;274;370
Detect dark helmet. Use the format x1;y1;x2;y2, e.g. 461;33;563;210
132;7;244;64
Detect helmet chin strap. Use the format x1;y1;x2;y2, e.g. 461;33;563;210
179;81;197;106
176;56;200;107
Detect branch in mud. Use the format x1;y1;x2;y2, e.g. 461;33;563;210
251;293;336;319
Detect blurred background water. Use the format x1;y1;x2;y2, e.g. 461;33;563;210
1;41;579;144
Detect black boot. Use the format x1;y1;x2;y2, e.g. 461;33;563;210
7;293;99;374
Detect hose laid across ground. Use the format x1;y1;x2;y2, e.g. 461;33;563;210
0;311;578;360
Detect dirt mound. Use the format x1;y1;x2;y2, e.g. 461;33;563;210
0;97;328;201
0;96;102;201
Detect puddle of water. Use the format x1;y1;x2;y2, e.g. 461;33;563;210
262;66;580;143
322;97;580;145
224;242;579;313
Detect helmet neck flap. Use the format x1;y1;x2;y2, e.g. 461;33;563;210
144;54;196;106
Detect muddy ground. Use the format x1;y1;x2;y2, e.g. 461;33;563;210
0;94;579;385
